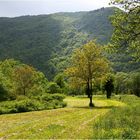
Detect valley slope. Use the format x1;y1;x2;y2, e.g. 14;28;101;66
0;7;139;79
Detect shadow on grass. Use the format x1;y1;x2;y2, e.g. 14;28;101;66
72;106;119;109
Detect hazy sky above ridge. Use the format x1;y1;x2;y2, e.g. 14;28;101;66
0;0;111;17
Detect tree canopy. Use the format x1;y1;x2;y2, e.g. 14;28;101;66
110;0;140;61
0;59;48;99
66;41;110;106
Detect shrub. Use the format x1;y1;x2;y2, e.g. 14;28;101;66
0;84;9;101
41;94;53;102
16;95;29;101
15;100;38;112
46;82;60;94
51;94;65;101
0;94;67;115
40;94;66;109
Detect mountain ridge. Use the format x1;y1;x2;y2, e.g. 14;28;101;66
0;7;139;79
0;7;114;18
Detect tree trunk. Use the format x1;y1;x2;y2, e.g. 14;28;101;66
86;82;90;98
89;78;94;107
89;95;94;107
107;91;111;99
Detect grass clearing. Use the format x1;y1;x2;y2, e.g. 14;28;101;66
92;95;140;139
0;95;139;139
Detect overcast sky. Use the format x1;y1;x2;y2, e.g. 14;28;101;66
0;0;111;17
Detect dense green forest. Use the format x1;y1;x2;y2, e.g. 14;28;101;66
0;7;139;80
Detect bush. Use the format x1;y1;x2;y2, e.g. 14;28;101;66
0;84;9;101
46;82;60;94
0;94;67;115
16;95;29;101
41;94;53;102
40;94;66;109
15;100;39;112
51;94;65;101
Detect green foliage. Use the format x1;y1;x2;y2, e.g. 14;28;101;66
0;59;48;100
51;94;66;101
53;73;65;88
0;94;66;114
114;72;131;94
0;59;67;114
110;0;140;61
108;52;140;73
0;84;8;101
53;73;69;94
0;59;20;99
77;7;114;44
113;72;140;97
102;74;114;98
46;82;60;94
131;73;140;97
13;65;39;96
67;85;85;96
0;99;42;114
40;94;65;102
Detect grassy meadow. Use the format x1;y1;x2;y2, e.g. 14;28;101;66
0;95;139;139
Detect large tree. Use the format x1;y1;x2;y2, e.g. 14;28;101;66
66;41;109;107
110;0;140;60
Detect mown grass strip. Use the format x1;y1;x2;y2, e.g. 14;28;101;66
0;96;127;139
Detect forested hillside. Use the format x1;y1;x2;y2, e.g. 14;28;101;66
0;7;139;79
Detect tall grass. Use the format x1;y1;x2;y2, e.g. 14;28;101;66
92;95;140;139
